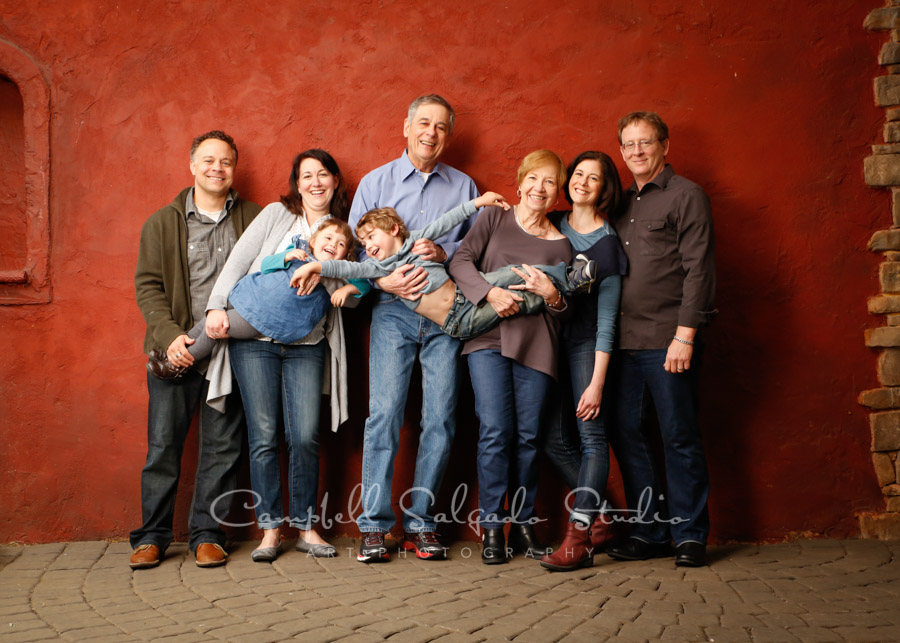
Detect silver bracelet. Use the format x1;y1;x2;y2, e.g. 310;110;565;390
673;336;694;346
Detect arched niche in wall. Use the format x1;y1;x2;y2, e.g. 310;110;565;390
0;39;49;304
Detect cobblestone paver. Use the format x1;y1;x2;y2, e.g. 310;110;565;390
1;539;898;642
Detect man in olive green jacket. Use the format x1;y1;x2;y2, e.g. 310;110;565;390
129;131;261;570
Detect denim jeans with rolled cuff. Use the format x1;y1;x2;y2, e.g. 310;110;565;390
357;294;461;534
229;339;326;530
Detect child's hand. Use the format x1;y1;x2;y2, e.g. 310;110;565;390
290;263;320;295
285;248;309;262
331;283;361;307
474;191;510;211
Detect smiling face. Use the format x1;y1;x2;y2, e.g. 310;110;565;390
357;223;402;261
297;157;337;216
189;138;235;200
517;164;560;216
309;224;351;261
403;102;451;172
568;159;603;208
620;120;669;188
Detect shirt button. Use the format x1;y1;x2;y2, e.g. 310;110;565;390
625;241;630;246
630;218;634;223
420;210;424;214
189;245;194;250
637;197;641;201
218;247;222;251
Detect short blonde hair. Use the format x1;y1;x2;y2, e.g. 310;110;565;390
516;149;567;190
355;207;410;241
310;219;358;259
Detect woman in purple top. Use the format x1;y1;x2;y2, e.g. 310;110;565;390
450;150;573;564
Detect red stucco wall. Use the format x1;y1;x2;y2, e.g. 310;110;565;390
0;1;886;544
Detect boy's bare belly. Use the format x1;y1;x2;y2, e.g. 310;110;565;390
414;279;456;328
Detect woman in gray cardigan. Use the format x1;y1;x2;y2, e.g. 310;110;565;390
205;149;353;562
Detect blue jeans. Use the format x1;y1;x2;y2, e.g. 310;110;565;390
468;349;552;529
610;348;710;545
563;341;611;523
358;295;460;533
229;339;326;530
130;370;245;552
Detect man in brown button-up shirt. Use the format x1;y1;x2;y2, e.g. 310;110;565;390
605;112;716;568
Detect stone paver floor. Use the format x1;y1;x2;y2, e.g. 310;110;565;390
1;538;898;642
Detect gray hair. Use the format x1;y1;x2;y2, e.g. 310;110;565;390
407;94;456;135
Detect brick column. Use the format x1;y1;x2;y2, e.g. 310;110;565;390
860;2;900;539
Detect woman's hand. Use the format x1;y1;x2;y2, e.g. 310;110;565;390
508;264;558;301
486;287;523;317
474;191;511;211
285;248;309;262
376;264;426;299
290;263;320;295
575;382;603;421
205;309;230;339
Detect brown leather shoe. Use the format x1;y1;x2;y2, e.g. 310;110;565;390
195;542;227;567
129;543;161;569
146;349;187;381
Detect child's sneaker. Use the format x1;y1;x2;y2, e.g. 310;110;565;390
567;254;597;293
146;349;187;380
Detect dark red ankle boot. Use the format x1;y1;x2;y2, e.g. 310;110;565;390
540;521;594;572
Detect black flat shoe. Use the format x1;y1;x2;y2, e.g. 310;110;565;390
675;541;707;567
606;537;672;561
481;528;507;565
508;524;549;559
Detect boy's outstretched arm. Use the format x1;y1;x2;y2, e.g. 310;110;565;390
290;262;322;295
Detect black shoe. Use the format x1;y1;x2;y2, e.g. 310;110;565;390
508;524;550;559
402;531;447;560
567;254;597;293
357;532;389;563
146;349;187;381
481;528;507;565
675;541;707;567
606;537;672;561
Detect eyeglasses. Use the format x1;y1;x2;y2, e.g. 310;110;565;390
621;139;658;152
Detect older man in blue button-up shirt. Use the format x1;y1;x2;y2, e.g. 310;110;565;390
349;95;479;563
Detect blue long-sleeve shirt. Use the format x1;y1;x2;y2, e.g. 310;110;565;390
557;215;626;353
349;151;480;263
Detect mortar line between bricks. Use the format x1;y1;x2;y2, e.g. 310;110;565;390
26;543;71;638
80;541;145;640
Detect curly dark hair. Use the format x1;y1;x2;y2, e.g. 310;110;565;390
280;149;350;221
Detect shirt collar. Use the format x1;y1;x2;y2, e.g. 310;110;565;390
398;149;448;183
184;188;236;219
626;164;674;195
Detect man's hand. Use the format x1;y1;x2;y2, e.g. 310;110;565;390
411;239;447;263
167;334;195;368
205;309;230;339
664;326;697;373
376;264;427;299
485;287;523;317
